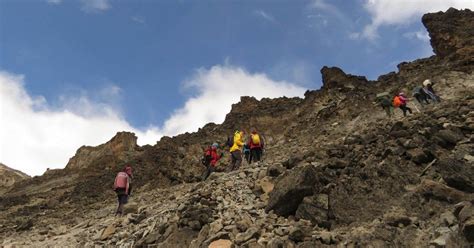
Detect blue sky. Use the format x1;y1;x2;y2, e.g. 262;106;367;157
1;0;473;175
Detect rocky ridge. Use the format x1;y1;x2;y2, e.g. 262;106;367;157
0;163;30;193
0;8;473;248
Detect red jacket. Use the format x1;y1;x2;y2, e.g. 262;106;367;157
205;147;221;166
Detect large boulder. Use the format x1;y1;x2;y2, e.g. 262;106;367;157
266;165;318;216
435;157;474;193
295;194;330;228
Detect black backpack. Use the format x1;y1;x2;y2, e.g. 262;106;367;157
225;136;234;148
201;147;213;166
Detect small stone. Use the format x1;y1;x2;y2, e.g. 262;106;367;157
288;226;304;242
100;225;116;240
209;239;233;248
235;227;259;245
225;181;234;187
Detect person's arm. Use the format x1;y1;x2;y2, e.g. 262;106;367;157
125;177;130;195
113;175;118;190
235;135;244;147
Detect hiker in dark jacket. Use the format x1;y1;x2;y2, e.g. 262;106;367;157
113;166;132;216
376;96;393;117
243;143;251;164
202;143;223;180
248;129;264;163
412;86;430;105
423;79;440;102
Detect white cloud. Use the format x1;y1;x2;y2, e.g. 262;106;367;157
361;0;474;39
310;0;347;23
0;71;160;176
160;64;306;136
403;30;430;42
254;10;276;23
46;0;62;4
131;16;146;25
81;0;110;13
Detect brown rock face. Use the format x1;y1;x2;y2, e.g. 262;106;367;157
422;8;474;60
0;163;30;189
320;66;369;91
65;131;138;170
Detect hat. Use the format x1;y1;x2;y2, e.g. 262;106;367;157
423;79;432;86
212;143;218;148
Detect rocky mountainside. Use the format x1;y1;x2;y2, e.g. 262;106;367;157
0;163;30;193
1;8;473;248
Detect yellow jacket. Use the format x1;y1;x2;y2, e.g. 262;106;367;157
230;131;244;152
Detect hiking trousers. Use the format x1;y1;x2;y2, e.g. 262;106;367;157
202;164;215;180
400;104;412;116
250;147;263;163
229;150;242;171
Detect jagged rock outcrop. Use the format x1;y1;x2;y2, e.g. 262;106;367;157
65;131;139;170
423;8;474;62
0;163;29;189
1;7;473;248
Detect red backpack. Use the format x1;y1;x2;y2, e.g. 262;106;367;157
114;172;129;189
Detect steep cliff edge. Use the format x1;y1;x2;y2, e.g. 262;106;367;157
1;8;473;247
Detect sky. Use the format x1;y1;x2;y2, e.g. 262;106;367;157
1;0;473;176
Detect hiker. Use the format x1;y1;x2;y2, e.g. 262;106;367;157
393;92;412;117
229;130;245;171
248;129;264;163
113;166;132;216
243;143;251;164
201;143;223;180
376;96;393;117
412;86;430;105
422;79;440;102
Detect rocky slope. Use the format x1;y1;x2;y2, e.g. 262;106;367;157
1;8;473;248
0;163;30;193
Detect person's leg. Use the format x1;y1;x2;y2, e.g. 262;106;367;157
256;148;262;162
406;106;412;114
400;105;407;116
202;165;210;180
229;151;237;171
383;106;390;116
234;150;242;170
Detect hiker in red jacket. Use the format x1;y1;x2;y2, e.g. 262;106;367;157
201;143;223;180
248;129;264;164
113;166;132;216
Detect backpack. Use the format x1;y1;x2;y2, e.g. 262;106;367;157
225;135;234;148
201;148;213;166
251;134;260;145
393;96;402;107
114;172;128;189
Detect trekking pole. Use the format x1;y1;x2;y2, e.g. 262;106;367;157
413;103;420;113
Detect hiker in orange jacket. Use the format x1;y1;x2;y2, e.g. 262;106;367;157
113;166;132;216
248;129;264;163
394;92;412;117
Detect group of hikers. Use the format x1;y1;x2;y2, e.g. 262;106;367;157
201;128;265;180
376;79;440;117
112;129;265;215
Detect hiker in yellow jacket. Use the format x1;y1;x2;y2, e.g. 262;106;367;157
229;130;245;171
